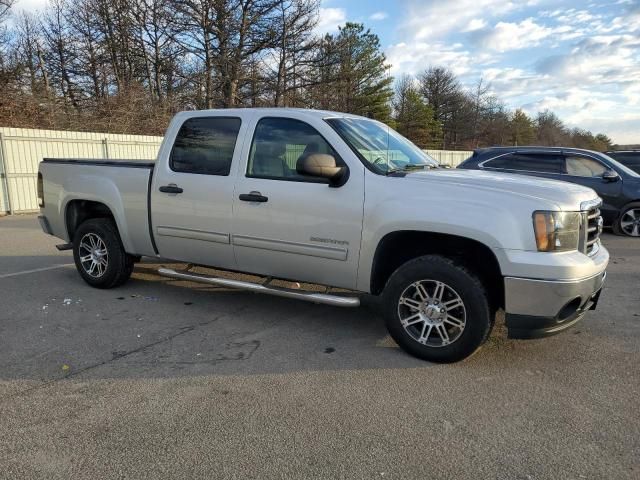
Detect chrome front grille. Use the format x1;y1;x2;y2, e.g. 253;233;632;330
582;205;603;256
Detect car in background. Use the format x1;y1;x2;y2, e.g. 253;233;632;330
605;150;640;175
458;147;640;237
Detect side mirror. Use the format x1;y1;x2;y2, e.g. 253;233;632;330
296;153;348;187
602;170;620;183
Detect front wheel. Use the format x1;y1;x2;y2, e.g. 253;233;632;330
382;255;492;363
72;218;135;289
614;202;640;237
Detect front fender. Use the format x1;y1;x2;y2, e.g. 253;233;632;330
356;182;549;293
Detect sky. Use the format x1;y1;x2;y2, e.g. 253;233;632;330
12;0;640;144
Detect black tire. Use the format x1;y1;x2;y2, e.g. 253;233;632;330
72;218;135;289
381;255;491;363
613;202;640;237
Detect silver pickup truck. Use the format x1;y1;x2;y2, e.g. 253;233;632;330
38;108;609;362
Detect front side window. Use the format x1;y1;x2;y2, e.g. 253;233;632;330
326;117;438;174
565;156;607;177
484;153;564;174
602;152;640;177
247;117;339;182
607;152;640;163
171;117;241;175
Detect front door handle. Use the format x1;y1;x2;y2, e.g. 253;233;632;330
159;185;183;194
239;191;268;203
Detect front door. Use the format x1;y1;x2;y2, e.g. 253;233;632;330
563;154;623;224
150;115;247;268
231;115;365;290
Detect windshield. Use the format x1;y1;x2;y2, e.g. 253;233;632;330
326;117;439;174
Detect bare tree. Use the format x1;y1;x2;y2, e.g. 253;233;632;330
42;0;78;107
211;0;282;107
68;0;107;101
467;78;490;148
174;0;217;108
270;0;318;107
16;13;50;96
0;0;14;23
131;0;182;103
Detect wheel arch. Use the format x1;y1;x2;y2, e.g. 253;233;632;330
370;230;504;312
65;199;117;242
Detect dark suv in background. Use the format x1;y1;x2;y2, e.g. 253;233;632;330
605;150;640;174
458;147;640;237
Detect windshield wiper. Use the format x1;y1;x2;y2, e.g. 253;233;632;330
385;164;437;175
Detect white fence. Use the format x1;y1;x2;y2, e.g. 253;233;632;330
0;127;473;214
0;128;162;214
426;149;473;167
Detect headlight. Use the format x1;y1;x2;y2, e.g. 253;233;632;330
533;211;582;252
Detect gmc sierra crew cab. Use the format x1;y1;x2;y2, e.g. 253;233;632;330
37;108;609;363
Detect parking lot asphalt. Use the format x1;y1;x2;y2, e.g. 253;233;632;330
0;214;638;479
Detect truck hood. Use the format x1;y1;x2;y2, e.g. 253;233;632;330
404;169;598;210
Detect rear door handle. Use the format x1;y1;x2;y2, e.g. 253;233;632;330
239;191;268;203
159;185;183;194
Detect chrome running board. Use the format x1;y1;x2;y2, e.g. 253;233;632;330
157;268;360;307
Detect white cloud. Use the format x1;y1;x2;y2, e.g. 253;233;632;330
472;18;555;52
385;0;640;143
536;35;640;86
406;0;521;41
497;31;640;143
370;11;388;21
463;18;487;32
386;41;473;77
315;7;346;35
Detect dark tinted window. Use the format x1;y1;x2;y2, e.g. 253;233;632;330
484;153;564;174
248;117;339;182
171;117;241;175
607;152;640;163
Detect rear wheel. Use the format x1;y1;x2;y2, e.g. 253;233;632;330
382;255;492;363
72;218;135;288
614;202;640;237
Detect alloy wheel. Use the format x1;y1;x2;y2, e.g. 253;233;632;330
620;208;640;237
79;233;109;277
397;280;467;347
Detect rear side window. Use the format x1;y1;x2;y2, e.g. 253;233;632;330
171;117;241;175
483;153;564;174
565;156;607;177
247;117;339;182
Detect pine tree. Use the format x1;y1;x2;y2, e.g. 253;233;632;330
393;75;441;148
509;109;535;146
333;22;393;122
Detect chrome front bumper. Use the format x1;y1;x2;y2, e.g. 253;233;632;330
504;270;606;339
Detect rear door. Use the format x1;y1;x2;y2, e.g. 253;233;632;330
150;114;249;268
231;113;365;290
563;153;622;223
481;151;565;181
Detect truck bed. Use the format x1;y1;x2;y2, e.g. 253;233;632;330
39;158;157;257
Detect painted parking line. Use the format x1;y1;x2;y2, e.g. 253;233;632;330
0;264;74;279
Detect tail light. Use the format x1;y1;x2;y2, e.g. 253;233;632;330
37;172;44;207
